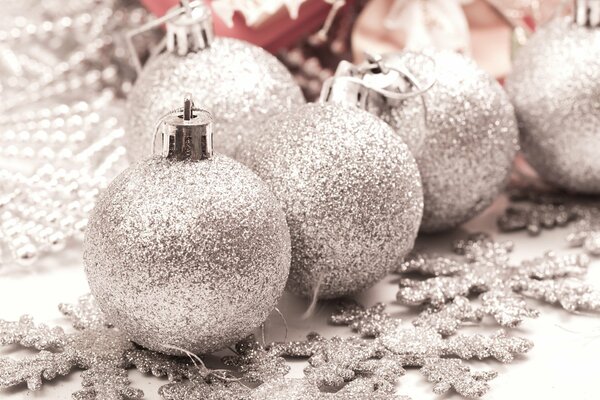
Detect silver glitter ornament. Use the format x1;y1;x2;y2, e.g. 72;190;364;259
505;5;600;194
329;51;519;232
238;98;423;299
84;97;291;355
409;50;518;232
125;1;304;162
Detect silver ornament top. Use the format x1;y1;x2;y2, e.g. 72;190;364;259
166;0;215;55
156;94;214;161
320;53;434;110
574;0;600;27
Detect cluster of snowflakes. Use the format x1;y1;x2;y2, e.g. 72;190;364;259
498;188;600;255
1;226;599;399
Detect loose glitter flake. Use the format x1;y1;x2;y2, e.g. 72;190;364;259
499;188;600;255
329;301;532;398
396;233;599;327
0;295;192;399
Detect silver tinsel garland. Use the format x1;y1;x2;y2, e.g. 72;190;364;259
0;0;155;266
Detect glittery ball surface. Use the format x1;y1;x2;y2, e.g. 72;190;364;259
84;155;291;355
506;18;600;194
125;38;305;162
238;103;423;299
401;50;519;232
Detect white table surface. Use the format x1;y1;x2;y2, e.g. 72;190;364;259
1;195;599;400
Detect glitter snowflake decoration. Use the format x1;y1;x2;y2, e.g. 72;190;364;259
396;233;600;328
0;295;192;399
320;299;532;398
498;189;600;255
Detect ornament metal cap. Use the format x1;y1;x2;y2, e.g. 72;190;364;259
320;53;435;112
126;0;215;73
155;94;214;161
166;0;215;55
574;0;600;27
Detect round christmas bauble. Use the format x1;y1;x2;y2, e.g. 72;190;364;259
387;51;518;232
238;103;423;299
125;4;304;162
505;17;600;193
84;102;290;355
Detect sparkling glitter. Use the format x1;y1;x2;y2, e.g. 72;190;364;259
396;233;598;326
126;38;305;162
330;301;532;398
0;296;191;398
412;296;484;336
330;301;391;337
420;358;497;398
159;377;249;400
394;50;518;232
506;17;600;193
238;103;423;298
269;333;400;388
222;335;290;383
499;188;600;255
84;155;291;355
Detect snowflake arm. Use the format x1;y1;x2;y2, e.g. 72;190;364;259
442;330;533;363
520;278;600;312
517;252;589;280
566;209;600;255
412;296;483;336
0;350;73;390
73;364;144;400
397;275;474;306
159;376;249;400
498;203;576;235
59;294;109;330
420;358;497;398
222;335;289;383
329;301;391;337
396;254;466;275
125;349;191;382
480;290;540;327
0;315;66;350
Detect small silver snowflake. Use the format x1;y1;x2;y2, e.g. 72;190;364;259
396;233;599;327
0;295;191;399
499;188;600;255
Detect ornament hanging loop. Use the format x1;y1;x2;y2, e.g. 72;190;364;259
574;0;600;27
126;0;214;74
320;52;436;106
153;94;214;161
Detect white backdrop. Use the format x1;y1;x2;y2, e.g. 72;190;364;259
1;196;599;399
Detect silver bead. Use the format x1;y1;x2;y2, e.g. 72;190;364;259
13;242;38;266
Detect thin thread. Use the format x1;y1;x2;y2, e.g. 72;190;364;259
162;344;241;383
302;273;324;319
273;307;289;343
